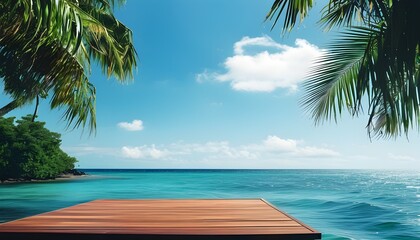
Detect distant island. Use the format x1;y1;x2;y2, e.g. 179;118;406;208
0;115;82;183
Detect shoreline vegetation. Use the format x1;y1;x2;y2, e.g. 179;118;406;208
0;116;81;184
0;169;87;184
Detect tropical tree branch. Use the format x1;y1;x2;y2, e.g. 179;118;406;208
0;0;137;133
267;0;420;138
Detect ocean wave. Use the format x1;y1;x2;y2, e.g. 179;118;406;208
326;202;391;217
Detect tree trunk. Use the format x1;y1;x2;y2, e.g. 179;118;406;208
0;99;22;117
31;95;39;122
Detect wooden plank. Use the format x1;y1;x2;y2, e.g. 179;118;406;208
0;199;321;240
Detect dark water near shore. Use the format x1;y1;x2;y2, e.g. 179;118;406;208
0;169;419;239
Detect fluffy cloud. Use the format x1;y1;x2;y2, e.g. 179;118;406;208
118;120;144;131
233;36;283;55
296;146;340;158
263;136;298;152
197;36;324;92
122;145;168;159
260;136;339;158
66;136;342;168
119;136;338;161
169;141;258;160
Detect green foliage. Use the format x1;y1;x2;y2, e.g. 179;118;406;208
267;0;420;138
266;0;313;33
0;115;76;181
0;0;137;133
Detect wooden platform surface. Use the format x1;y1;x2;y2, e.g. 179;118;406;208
0;199;321;240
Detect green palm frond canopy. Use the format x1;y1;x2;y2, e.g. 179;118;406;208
0;0;137;133
267;0;420;138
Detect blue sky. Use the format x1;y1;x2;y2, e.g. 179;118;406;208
2;0;420;169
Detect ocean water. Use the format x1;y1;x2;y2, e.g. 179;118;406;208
0;169;419;239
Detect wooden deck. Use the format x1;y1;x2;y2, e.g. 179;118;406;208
0;199;321;240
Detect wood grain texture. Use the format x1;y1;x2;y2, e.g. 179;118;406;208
0;199;321;240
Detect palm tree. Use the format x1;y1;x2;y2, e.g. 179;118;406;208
266;0;419;138
0;0;137;133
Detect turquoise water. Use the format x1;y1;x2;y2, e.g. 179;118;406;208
0;169;419;239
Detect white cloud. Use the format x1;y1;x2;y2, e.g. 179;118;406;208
64;141;420;169
263;135;298;152
255;136;339;158
118;119;144;131
196;36;324;92
184;141;258;159
120;136;338;161
121;145;168;159
233;36;284;55
66;136;340;168
149;146;167;159
296;146;340;158
121;146;144;158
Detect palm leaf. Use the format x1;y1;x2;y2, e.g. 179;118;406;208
265;0;313;33
267;0;420;138
0;0;138;133
320;0;390;30
302;21;420;138
301;27;375;123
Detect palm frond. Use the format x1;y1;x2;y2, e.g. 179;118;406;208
302;20;420;138
50;75;96;134
81;6;137;81
265;0;313;33
367;0;420;137
267;0;420;138
320;0;390;30
301;27;375;123
0;0;137;133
